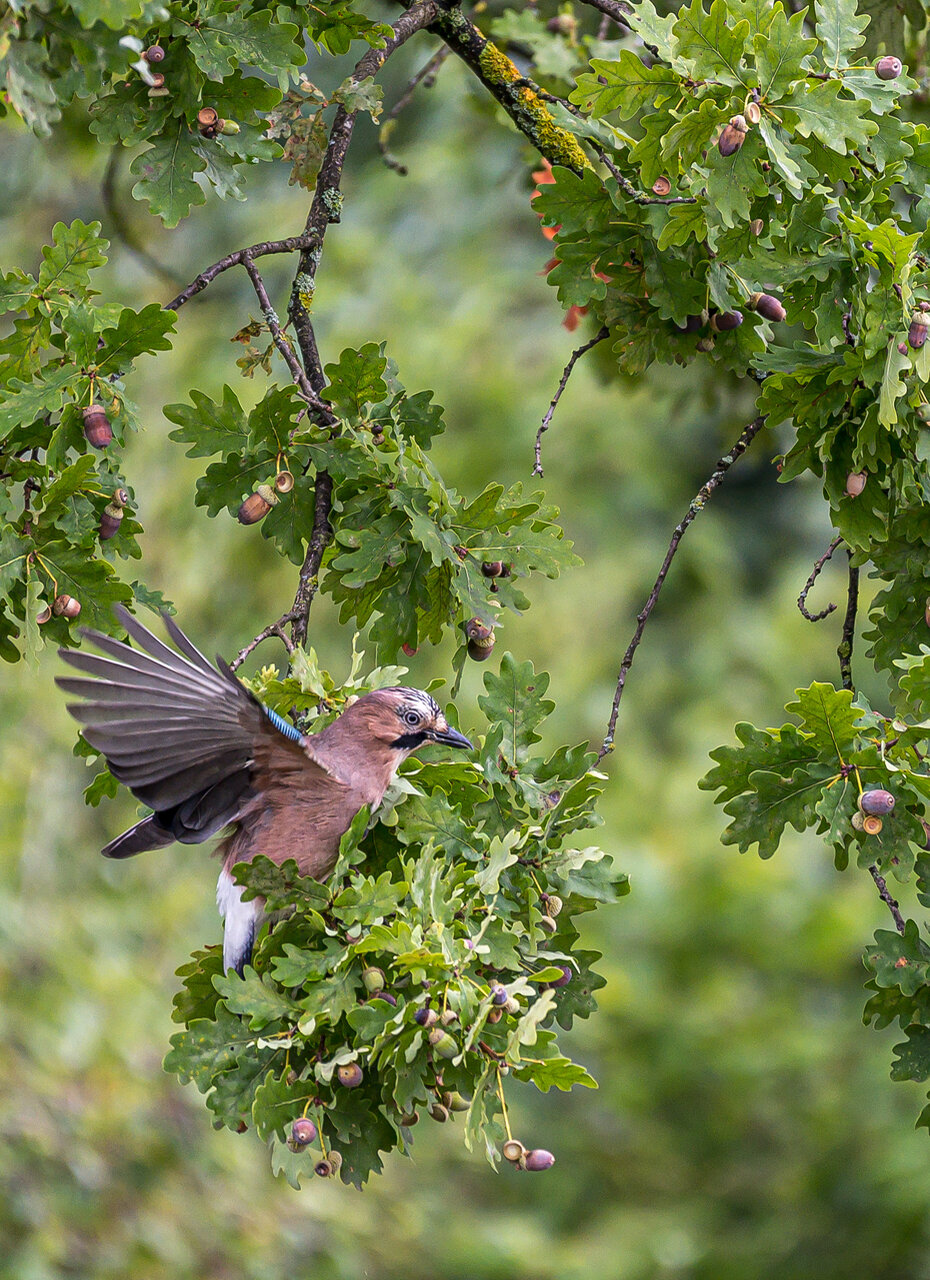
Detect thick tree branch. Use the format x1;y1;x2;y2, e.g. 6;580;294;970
533;326;608;476
240;256;322;408
165;235;313;312
597;415;767;761
797;535;841;622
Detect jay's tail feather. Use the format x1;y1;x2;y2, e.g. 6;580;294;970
102;814;175;859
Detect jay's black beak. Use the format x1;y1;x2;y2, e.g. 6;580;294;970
430;725;473;751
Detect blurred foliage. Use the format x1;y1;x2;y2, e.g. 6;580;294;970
5;0;930;1275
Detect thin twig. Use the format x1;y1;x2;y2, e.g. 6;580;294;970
575;0;661;58
240;256;323;409
837;551;859;692
379;44;451;175
797;535;841;622
165;235;313;312
229;618;296;672
868;864;907;935
533;326;608;476
594;144;697;206
597;415;767;761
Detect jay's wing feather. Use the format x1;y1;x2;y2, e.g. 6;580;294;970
57;605;328;850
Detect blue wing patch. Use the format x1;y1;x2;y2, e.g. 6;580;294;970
263;706;304;743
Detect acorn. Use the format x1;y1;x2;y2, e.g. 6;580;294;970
439;1008;458;1026
52;594;81;619
925;597;930;628
237;483;278;525
502;1139;526;1163
288;1117;317;1149
676;314;704;335
524;1148;556;1171
314;1159;334;1178
898;341;910;355
144;44;165;63
851;811;865;831
545;893;563;918
336;1062;363;1088
921;819;930;850
652;175;672;196
415;1007;439;1027
862;815;884;835
539;915;558;934
328;1151;343;1174
99;488;130;540
362;966;385;994
845;471;867;497
745;100;761;125
427;1029;457;1059
429;1103;449;1123
378;992;398;1007
197;106;220;137
859;789;895;816
491;984;508;1005
546;13;576;35
35;602;52;625
274;469;295;493
482;561;505;578
908;310;929;350
750;218;764;236
718;115;748;157
875;56;902;80
709;310;743;333
218;119;241;136
82;404;112;449
504;996;520;1015
400;1110;419;1126
695;336;715;352
748;292;786;322
486;1007;504;1023
465;617;495;662
447;1092;470;1112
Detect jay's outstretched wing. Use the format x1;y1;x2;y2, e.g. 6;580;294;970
56;605;326;858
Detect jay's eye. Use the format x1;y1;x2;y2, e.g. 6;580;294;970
403;709;421;727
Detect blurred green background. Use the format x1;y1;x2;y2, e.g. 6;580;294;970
3;40;930;1280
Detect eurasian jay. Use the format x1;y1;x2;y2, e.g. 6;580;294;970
57;606;472;974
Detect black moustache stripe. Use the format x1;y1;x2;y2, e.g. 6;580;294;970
392;731;427;750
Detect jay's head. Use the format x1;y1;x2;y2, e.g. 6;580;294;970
348;687;472;758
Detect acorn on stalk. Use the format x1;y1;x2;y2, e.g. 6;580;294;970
144;44;165;63
288;1117;317;1151
52;594;81;619
859;789;895;817
524;1149;556;1171
82;404;112;449
908;309;929;350
465;617;495;662
845;471;867;498
709;310;743;333
99;488;130;541
237;483;278;525
336;1062;363;1089
748;292;786;322
718;115;748;157
875;56;903;80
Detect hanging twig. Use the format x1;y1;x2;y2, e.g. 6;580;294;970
797;535;841;621
533;326;608;476
598;415;767;761
868;864;907;936
379;45;451;175
838;551;859;692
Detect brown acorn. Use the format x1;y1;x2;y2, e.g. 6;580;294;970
908;310;928;350
695;336;715;352
237;483;278;525
859;788;895;816
538;915;557;934
52;594;81;619
718;115;748;157
429;1103;450;1123
82;404;112;449
875;56;902;81
748;292;786;322
336;1062;363;1089
35;602;52;625
144;44;165;63
898;342;910;355
99;489;130;541
845;471;867;497
545;893;564;918
400;1110;419;1126
482;561;504;578
274;469;295;493
750;218;764;236
652;175;672;197
288;1117;317;1149
709;310;743;333
465;617;495;662
524;1149;556;1171
862;815;883;836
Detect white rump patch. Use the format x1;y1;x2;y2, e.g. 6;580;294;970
216;867;263;974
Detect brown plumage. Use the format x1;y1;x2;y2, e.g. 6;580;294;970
57;607;472;973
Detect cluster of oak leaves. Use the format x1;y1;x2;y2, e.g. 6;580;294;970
162;648;626;1188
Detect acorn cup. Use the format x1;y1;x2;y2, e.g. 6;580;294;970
652;175;672;196
718;115;748;157
745;100;762;125
274;469;295;493
875;56;903;80
237;483;278;525
908;310;929;350
35;601;52;625
52;594;81;619
845;471;867;498
465;617;495;662
750;218;764;236
748;292;786;322
82;404;112;449
502;1139;526;1163
197;106;220;137
862;815;884;836
99;488;130;540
